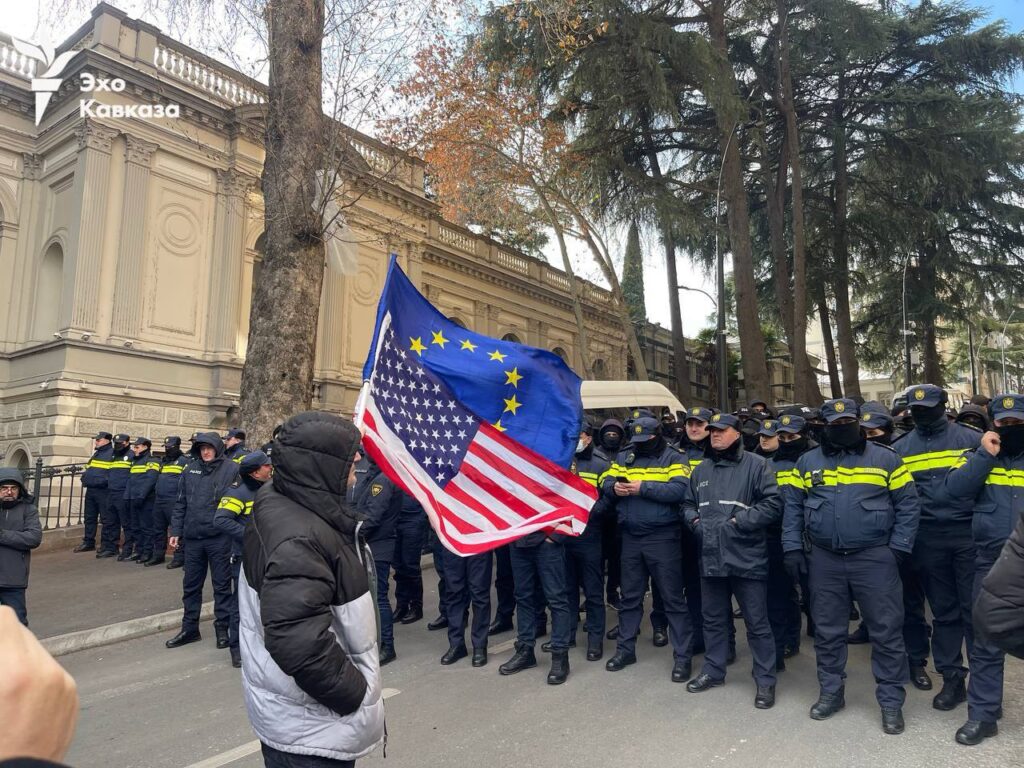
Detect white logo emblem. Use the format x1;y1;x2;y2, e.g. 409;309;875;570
12;34;76;126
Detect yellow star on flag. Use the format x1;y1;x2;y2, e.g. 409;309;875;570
504;367;523;387
431;330;449;349
409;337;427;356
460;339;477;352
503;394;522;415
488;350;507;363
493;420;506;432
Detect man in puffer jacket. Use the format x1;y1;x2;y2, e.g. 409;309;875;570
239;412;384;767
973;510;1024;660
0;468;42;625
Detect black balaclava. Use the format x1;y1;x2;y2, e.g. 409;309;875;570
603;430;623;453
807;420;826;444
776;435;809;462
997;424;1024;457
866;428;894;447
824;421;864;451
635;435;666;457
911;403;947;429
164;444;182;461
740;420;760;452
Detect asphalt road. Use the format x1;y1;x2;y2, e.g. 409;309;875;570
60;587;1024;768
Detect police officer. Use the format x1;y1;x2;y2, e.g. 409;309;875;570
757;418;780;459
152;437;189;568
893;384;979;709
124;438;160;563
677;407;714;654
768;414;815;665
851;402;933;692
602;416;695;683
684;413;781;708
945;393;1024;745
351;452;402;665
598;419;626;610
956;404;990;433
392;495;428;626
438;537;493;667
547;422;610;661
75;432;113;555
782;399;920;735
213;450;271;667
224;428;248;463
107;434;132;560
166;432;239;650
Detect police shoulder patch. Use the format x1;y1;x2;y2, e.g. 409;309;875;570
371;483;384;496
230;479;241;488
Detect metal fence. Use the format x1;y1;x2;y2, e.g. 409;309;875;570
20;459;86;531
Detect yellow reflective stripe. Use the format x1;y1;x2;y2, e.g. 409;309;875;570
801;470;888;488
217;496;246;514
888;465;914;490
129;465;155;474
902;449;969;473
577;471;600;488
233;455;245;464
161;465;184;474
776;470;804;489
953;455;969;470
608;463;690;482
986;468;1024;487
689;458;703;469
243;501;253;516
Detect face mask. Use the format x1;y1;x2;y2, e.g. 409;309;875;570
911;403;946;428
576;438;587;454
866;432;893;447
776;436;808;461
996;424;1024;457
825;422;862;449
604;435;622;452
635;436;664;456
741;432;759;452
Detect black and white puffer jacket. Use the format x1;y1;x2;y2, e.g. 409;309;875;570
240;411;384;761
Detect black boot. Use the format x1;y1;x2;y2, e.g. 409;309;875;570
230;646;242;668
499;643;537;676
379;644;397;665
144;556;165;567
955;720;998;746
933;677;967;711
167;558;184;569
686;672;724;693
116;549;132;562
392;604;410;624
215;625;230;649
910;666;933;691
881;707;905;735
810;688;845;720
472;648;488;667
427;614;449;631
440;645;467;665
547;650;569;685
755;685;776;709
400;604;423;625
606;625;620;640
96;549;117;559
605;652;636;671
165;629;202;648
73;543;95;553
652;627;668;647
488;616;514;636
671;661;692;683
587;636;603;662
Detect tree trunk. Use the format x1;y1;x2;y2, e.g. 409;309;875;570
708;1;771;400
831;70;860;397
536;189;593;378
816;286;843;398
777;0;818;405
240;0;326;445
760;128;793;345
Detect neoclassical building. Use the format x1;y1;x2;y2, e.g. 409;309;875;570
0;3;627;465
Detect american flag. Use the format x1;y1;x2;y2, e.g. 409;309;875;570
357;317;598;556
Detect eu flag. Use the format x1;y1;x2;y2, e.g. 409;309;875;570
362;256;584;467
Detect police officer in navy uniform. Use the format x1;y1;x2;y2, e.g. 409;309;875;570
392;495;428;626
106;434;132;560
892;384;980;710
438;535;493;668
598;418;626;612
756;418;780;459
945;393;1024;745
602;416;695;683
782;398;921;735
213;450;272;667
224;428;249;463
152;437;189;568
124;438;160;563
851;403;934;692
76;431;113;554
684;413;781;708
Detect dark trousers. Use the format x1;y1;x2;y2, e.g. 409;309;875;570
442;548;492;650
617;531;694;663
228;555;241;649
809;545;908;709
374;557;394;648
766;533;801;656
101;494;127;553
564;537;605;643
702;576;776;686
152;498;175;560
430;530;449;617
181;535;232;633
601;515;621;602
651;528;708;642
899;555;931;668
123;497;141;555
967;554;1004;722
132;497;155;559
394;516;427;610
510;542;571;650
494;545;516;622
0;587;28;625
82;489;107;547
261;743;354;768
914;522;975;680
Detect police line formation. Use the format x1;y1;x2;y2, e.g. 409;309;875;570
3;385;1022;747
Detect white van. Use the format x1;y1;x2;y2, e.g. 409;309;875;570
581;380;686;422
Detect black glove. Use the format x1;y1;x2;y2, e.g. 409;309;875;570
891;548;910;566
784;550;807;581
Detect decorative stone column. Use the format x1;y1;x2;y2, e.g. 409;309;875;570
317;262;346;375
68;121;118;333
208;169;255;358
110;135;157;338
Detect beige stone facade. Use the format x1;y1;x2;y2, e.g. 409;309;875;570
0;4;627;466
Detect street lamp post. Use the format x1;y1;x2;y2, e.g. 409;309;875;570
1001;309;1017;392
902;255;914;388
715;124;739;412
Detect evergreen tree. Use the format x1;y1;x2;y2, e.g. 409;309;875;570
622;220;648;324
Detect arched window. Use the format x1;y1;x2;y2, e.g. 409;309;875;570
7;448;29;471
502;333;522;344
449;316;468;329
34;242;63;340
592;358;608;380
552;347;569;363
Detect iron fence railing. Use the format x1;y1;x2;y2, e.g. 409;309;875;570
20;459;86;531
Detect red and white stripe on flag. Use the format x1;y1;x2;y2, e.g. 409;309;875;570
359;399;598;556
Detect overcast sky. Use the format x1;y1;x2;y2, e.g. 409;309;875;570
4;0;1022;338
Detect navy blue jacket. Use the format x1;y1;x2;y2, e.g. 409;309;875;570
81;443;114;489
782;441;920;554
569;443;612;541
213;475;263;556
351;457;401;560
601;440;689;537
946;447;1024;558
106;447;133;493
892;419;979;526
156;453;189;504
170;433;240;540
124;450;160;501
683;441;781;579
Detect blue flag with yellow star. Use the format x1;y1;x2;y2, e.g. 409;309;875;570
362;256;584;468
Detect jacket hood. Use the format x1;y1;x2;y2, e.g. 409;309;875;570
190;431;226;459
271;411;362;532
957;404;991;431
0;467;28;498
